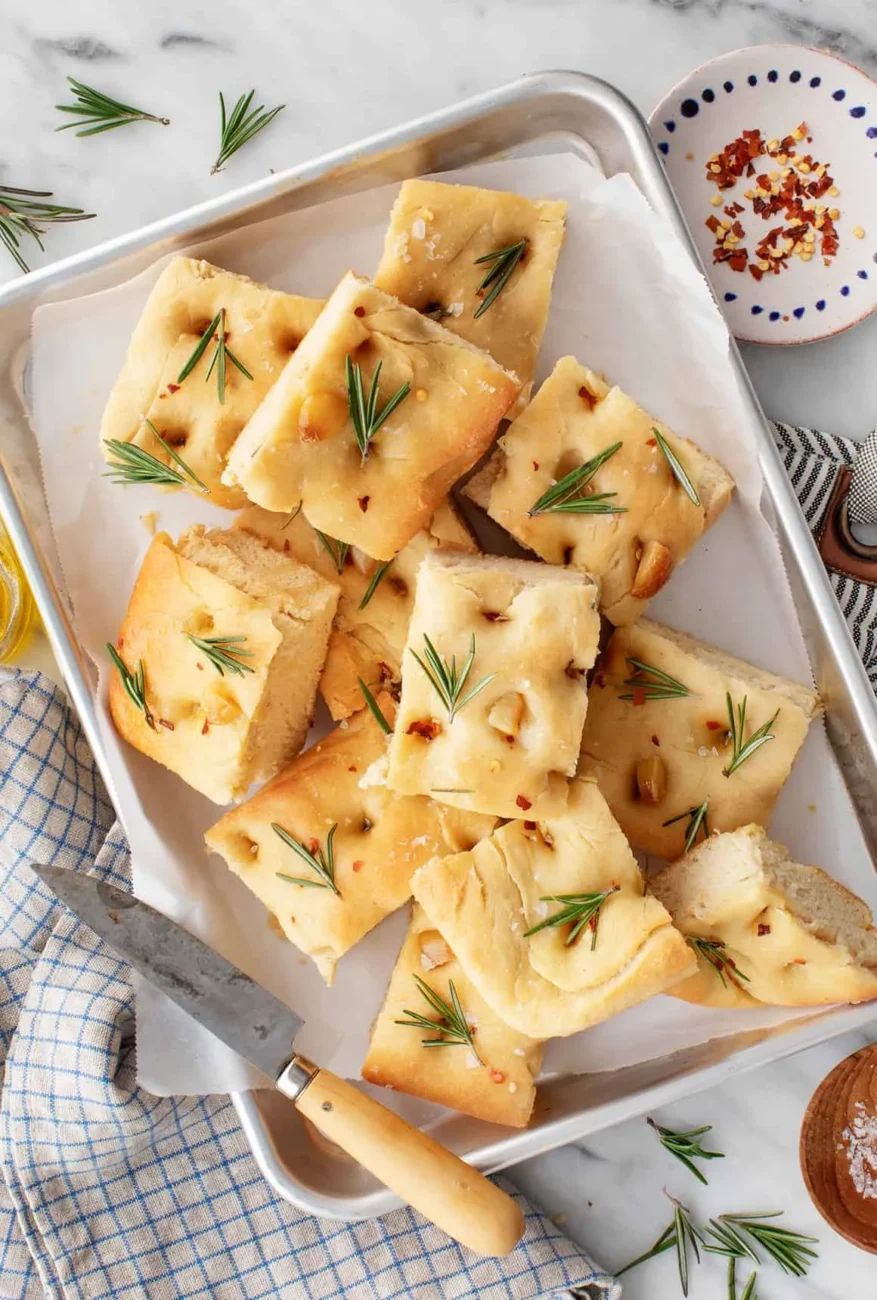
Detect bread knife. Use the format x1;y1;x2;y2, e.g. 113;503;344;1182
30;864;524;1257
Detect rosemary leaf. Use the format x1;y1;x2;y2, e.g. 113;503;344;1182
620;656;692;702
211;89;285;174
618;1197;703;1295
689;937;750;988
653;427;700;506
177;307;252;404
357;678;391;735
523;887;618;950
723;694;779;777
716;1213;818;1277
473;238;528;317
358;560;392;611
740;1270;759;1300
106;642;154;729
273;823;340;895
56;76;169;136
186;634;254;678
647;1117;725;1185
527;442;625;516
662;800;710;854
0;184;95;273
395;975;481;1061
617;1222;677;1276
103;420;209;494
410;633;495;723
346;356;410;460
315;531;350;574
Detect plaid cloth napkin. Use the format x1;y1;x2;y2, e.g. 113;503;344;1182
0;671;619;1300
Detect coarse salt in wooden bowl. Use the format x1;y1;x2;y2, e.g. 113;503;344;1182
800;1043;877;1254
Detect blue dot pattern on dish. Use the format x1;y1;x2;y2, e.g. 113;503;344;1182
816;300;826;311
769;311;781;321
867;126;877;138
724;80;734;93
724;293;737;302
681;98;699;117
702;88;715;103
793;307;806;319
768;70;778;83
833;89;846;101
664;120;676;132
748;74;757;86
790;70;801;83
751;305;763;315
841;285;851;296
858;270;869;279
850;106;866;118
810;76;821;88
658;142;669;155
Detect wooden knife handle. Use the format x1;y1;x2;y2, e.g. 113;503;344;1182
293;1066;524;1256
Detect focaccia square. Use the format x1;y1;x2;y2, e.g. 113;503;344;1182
108;526;338;805
235;499;478;719
374;179;566;412
100;257;324;507
465;357;735;624
205;698;494;983
579;619;821;860
223;271;519;559
387;552;600;819
362;905;543;1128
651;825;877;1008
411;779;696;1039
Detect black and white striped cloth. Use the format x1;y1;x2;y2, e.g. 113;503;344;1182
772;420;877;694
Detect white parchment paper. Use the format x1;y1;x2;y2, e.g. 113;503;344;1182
28;153;877;1101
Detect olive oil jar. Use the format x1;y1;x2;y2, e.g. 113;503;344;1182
0;526;36;663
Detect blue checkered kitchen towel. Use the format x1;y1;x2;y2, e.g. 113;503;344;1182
0;670;619;1300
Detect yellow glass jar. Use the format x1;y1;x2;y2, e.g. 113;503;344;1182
0;526;37;663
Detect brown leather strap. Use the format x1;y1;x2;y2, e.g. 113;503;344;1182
817;465;877;586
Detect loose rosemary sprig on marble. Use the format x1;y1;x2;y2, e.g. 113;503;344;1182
527;442;625;516
55;76;169;136
410;633;495;723
103;420;209;493
395;975;481;1062
346;356;411;460
706;1212;818;1278
646;1117;725;1185
106;643;154;729
473;238;528;317
620;657;692;702
176;308;253;404
688;937;750;988
358;677;392;735
211;89;285;174
723;695;779;777
618;1196;704;1297
662;800;710;854
315;531;349;574
0;185;95;273
358;560;392;611
186;634;254;678
273;823;340;895
653;427;701;506
523;887;619;950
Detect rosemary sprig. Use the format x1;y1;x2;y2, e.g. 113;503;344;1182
358;560;392;611
523;887;619;950
273;823;340;895
663;800;710;854
211;89;285;174
176;308;252;404
527;442;625;516
689;937;750;988
653;427;700;507
103;420;209;493
709;1212;818;1277
740;1271;759;1300
395;975;481;1062
410;633;495;723
473;238;528;317
723;695;779;777
346;356;411;460
315;531;349;574
186;634;254;678
358;678;391;735
106;643;154;730
55;76;169;136
618;1196;704;1296
646;1117;725;1185
0;185;95;273
620;656;692;702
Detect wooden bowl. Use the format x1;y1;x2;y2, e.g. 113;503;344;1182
800;1044;877;1253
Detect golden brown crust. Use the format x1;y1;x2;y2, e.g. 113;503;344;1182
205;699;495;982
100;257;323;507
362;905;543;1127
463;357;735;624
374;179;566;412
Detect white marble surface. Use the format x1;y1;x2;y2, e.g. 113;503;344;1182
3;2;877;1295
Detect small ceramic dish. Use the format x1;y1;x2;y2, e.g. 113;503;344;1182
650;45;877;344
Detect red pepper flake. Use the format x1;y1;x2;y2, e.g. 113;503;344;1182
348;764;357;772
645;436;658;447
651;734;661;747
757;922;771;936
358;495;370;513
407;718;441;741
167;383;180;395
523;820;537;831
488;1069;506;1084
354;306;365;317
631;685;647;708
532;461;539;471
308;839;320;855
201;719;210;735
515;794;532;811
352;860;364;873
705;720;724;730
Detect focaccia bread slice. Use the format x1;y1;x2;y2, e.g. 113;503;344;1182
579;619;820;860
411;778;696;1039
223;271;519;559
235;499;478;719
651;825;877;1007
374;179;566;412
205;699;495;983
108;526;337;805
465;357;734;624
387;551;600;819
362;905;543;1128
100;257;324;508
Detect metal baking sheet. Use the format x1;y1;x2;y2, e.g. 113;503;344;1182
1;71;876;1223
